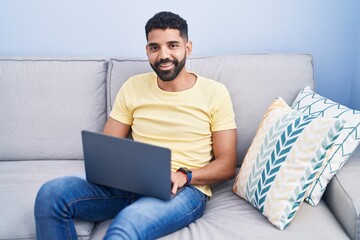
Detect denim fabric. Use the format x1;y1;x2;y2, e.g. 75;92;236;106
34;176;207;240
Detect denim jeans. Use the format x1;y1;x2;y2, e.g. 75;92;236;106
34;176;207;240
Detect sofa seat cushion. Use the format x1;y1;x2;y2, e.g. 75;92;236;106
0;160;93;240
324;147;360;240
89;178;349;240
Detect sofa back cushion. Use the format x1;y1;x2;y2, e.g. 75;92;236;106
107;54;314;166
0;58;107;160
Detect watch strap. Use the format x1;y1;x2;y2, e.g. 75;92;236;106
177;167;192;185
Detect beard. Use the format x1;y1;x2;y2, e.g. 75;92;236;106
150;54;187;81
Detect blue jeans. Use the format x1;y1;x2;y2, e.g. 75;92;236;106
34;176;207;240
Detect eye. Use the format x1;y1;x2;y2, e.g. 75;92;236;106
169;43;179;49
148;45;158;51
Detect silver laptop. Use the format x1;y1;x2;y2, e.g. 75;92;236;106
81;130;174;201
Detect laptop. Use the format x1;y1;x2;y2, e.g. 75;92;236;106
81;130;176;201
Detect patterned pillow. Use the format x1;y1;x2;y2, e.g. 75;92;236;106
291;86;360;206
232;97;344;230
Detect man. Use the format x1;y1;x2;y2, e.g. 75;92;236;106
34;11;237;239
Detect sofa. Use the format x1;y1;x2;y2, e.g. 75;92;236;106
0;54;359;240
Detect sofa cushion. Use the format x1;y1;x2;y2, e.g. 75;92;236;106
0;58;107;160
292;86;360;206
0;160;92;240
232;98;344;230
90;178;349;240
107;54;314;166
324;147;360;240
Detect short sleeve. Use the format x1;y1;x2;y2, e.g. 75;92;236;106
211;86;237;132
109;83;133;125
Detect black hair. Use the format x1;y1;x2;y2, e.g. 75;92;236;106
145;11;188;41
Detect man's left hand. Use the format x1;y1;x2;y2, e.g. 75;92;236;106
171;171;187;194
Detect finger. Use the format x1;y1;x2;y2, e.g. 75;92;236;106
171;182;178;194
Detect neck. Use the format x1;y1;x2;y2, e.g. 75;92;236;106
157;71;197;92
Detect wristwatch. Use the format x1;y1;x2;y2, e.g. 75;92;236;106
177;167;192;185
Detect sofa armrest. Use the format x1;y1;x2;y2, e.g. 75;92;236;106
323;146;360;240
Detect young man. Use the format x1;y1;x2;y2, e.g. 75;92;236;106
34;11;237;239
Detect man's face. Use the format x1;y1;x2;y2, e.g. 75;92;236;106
146;29;192;81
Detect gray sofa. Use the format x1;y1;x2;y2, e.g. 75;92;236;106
0;54;359;240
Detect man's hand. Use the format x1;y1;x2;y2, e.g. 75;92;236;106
171;171;188;194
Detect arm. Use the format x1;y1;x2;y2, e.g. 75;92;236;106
103;117;131;138
171;129;237;193
192;129;237;185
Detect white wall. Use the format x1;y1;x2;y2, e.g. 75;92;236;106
0;0;359;110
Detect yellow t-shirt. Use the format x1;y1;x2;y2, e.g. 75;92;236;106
110;72;237;196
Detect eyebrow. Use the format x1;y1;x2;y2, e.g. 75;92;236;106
147;43;158;47
167;41;180;45
147;41;181;46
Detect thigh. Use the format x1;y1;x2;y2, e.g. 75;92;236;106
105;186;208;239
36;176;139;222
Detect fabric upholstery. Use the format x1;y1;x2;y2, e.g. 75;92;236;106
324;147;360;240
0;58;107;161
0;160;92;240
90;178;349;240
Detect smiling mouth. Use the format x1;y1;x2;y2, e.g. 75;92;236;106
158;62;175;71
158;62;174;70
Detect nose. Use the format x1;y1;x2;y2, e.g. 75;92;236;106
159;47;170;60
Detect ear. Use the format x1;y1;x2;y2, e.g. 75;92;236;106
186;41;192;56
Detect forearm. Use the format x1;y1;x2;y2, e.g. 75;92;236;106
191;155;237;185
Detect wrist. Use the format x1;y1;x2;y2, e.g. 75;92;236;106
177;167;192;185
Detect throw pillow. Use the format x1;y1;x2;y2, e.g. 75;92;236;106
233;97;344;230
291;86;360;206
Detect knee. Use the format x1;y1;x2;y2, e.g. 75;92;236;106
105;200;160;239
34;176;78;217
105;208;143;239
36;177;71;202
